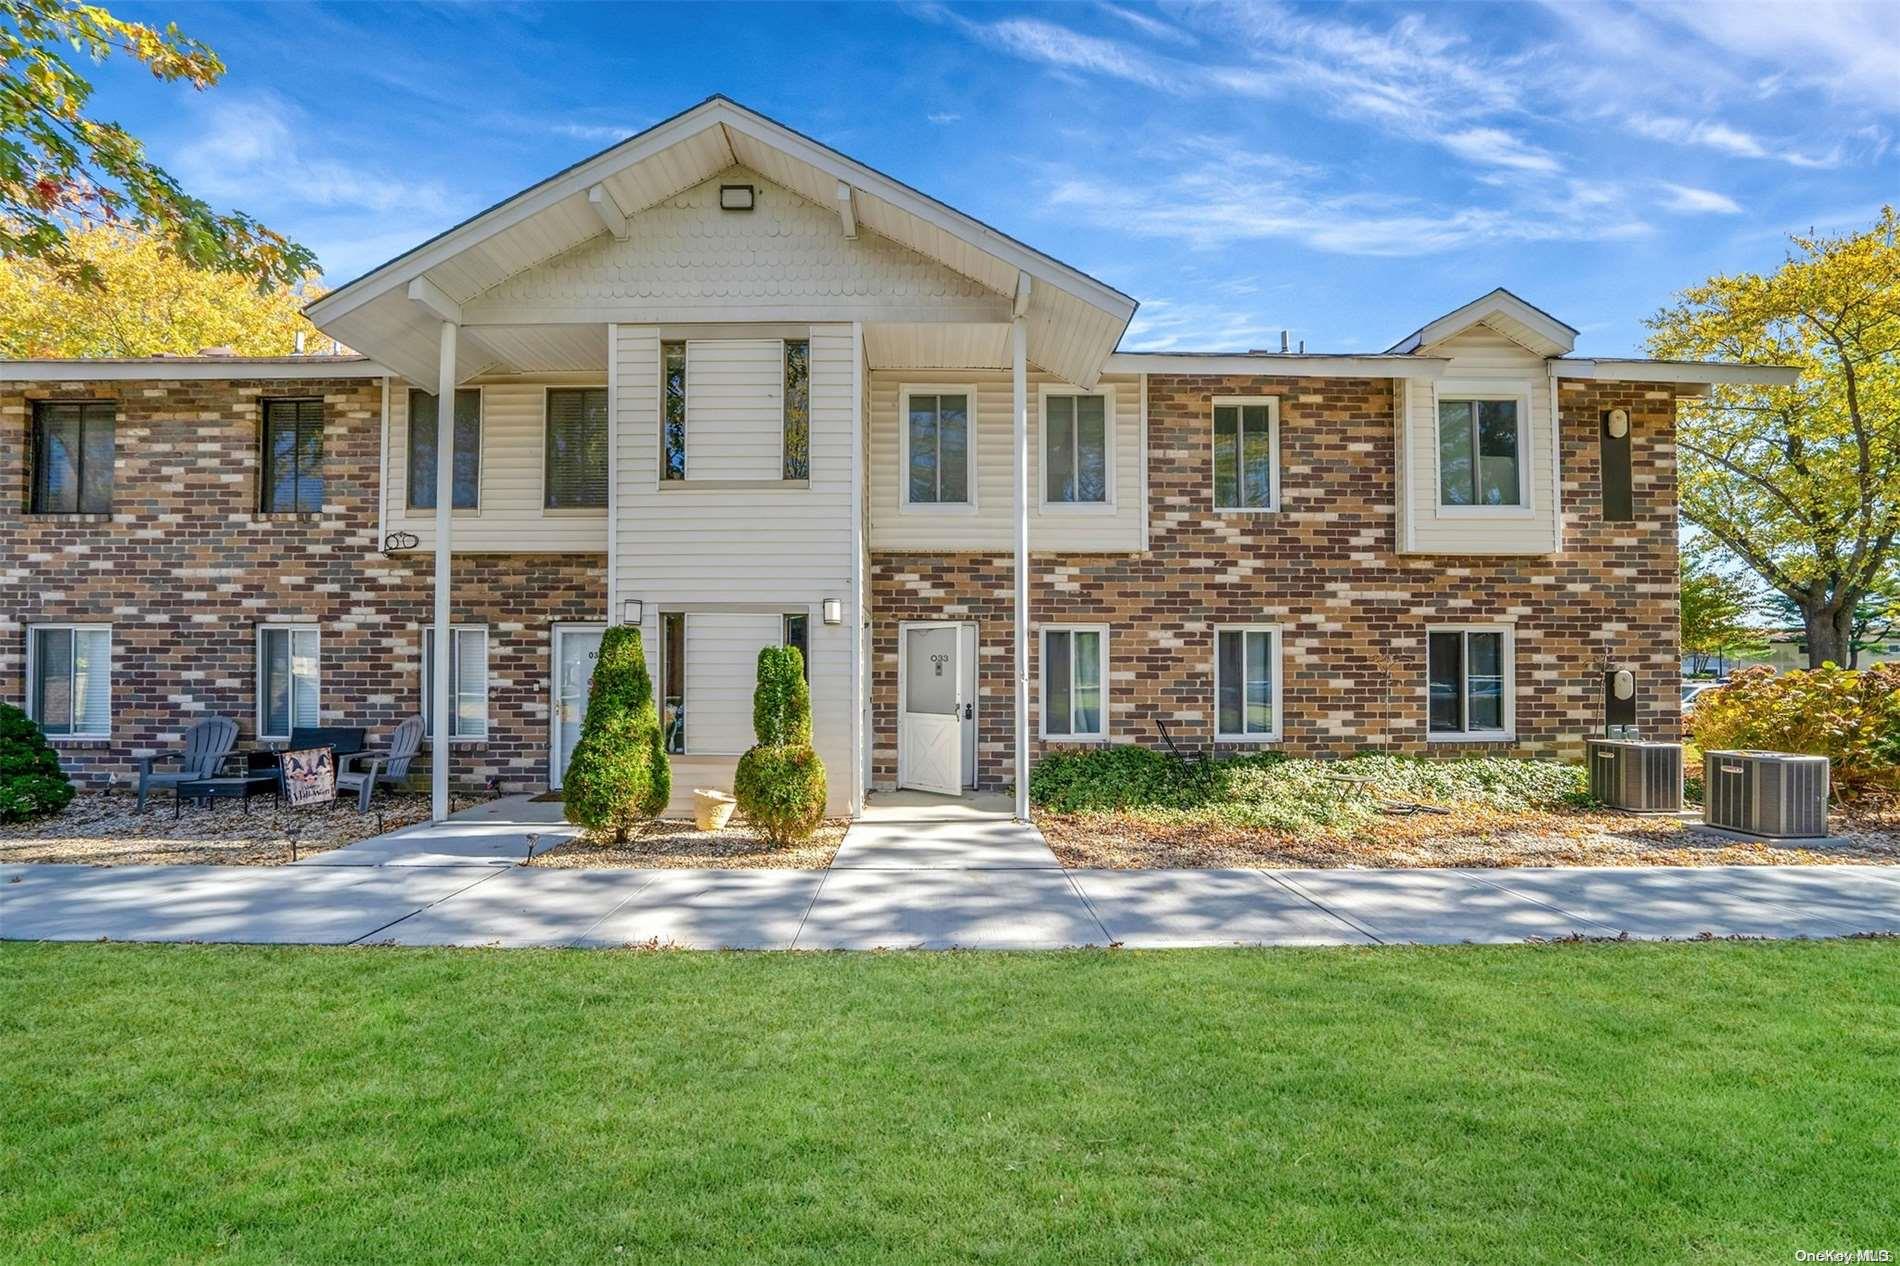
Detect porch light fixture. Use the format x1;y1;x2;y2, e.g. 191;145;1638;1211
822;598;843;626
719;184;755;212
1607;408;1630;439
623;599;644;625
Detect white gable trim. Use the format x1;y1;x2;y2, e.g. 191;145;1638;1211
1386;288;1577;358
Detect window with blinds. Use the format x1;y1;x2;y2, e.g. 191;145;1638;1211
31;401;115;514
1044;393;1108;504
408;388;482;509
29;625;112;738
422;626;489;740
545;388;609;508
261;399;324;513
258;625;321;740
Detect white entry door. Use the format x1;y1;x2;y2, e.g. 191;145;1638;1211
901;623;966;795
550;623;605;789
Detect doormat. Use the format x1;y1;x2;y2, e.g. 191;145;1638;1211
528;792;565;804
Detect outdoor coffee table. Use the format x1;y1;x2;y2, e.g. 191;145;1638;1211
174;771;282;818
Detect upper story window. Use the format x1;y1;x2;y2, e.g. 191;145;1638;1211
28;624;112;739
902;388;972;509
257;624;320;742
261;399;324;513
408;388;482;510
421;625;489;741
662;339;808;483
545;387;609;509
1437;396;1523;507
1214;625;1281;742
1427;626;1513;740
661;341;686;481
1213;397;1278;512
783;339;809;480
1043;390;1110;506
1041;625;1107;741
31;401;114;515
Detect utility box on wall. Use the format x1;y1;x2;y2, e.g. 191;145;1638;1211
1603;669;1637;738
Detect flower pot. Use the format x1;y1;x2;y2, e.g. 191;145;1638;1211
693;787;737;832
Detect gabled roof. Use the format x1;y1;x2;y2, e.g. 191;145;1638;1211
306;95;1137;387
1385;287;1578;358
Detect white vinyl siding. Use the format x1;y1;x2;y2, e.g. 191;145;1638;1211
257;625;320;741
1040;625;1108;741
676;612;781;755
684;339;788;481
1214;625;1282;742
868;370;1144;551
27;625;112;739
421;626;489;742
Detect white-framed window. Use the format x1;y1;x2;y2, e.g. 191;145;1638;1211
26;624;112;739
1041;385;1113;508
421;625;489;742
899;385;975;511
407;387;482;510
544;386;609;509
1212;396;1279;512
257;624;320;742
1040;625;1108;741
1214;624;1282;742
1427;625;1514;741
1435;387;1529;510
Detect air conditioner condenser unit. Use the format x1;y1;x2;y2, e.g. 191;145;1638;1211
1702;750;1831;839
1586;738;1683;813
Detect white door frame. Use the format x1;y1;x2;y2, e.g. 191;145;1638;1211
548;622;607;789
897;619;978;794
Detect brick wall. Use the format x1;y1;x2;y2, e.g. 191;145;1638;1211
870;375;1680;791
1;377;605;791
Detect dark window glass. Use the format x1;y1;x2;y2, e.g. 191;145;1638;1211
1213;402;1273;509
1467;632;1505;731
662;612;686;754
907;393;970;503
1438;399;1519;507
1428;631;1464;733
1045;395;1109;504
408;389;482;509
31;401;114;513
261;399;324;513
662;341;686;480
1217;628;1244;736
1216;628;1276;737
544;388;609;508
1477;401;1520;506
1045;630;1072;736
783;613;810;681
783;340;809;480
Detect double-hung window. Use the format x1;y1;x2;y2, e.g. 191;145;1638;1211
1213;397;1278;511
421;625;489;741
1043;390;1110;506
1214;625;1281;741
408;388;482;509
1041;626;1107;741
1427;627;1513;739
1437;395;1523;507
545;387;609;509
902;389;972;508
31;401;114;514
258;625;321;741
261;399;324;513
27;625;112;739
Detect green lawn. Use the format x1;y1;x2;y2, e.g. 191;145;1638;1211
4;942;1897;1264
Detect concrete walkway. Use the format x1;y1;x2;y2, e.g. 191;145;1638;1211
4;795;1899;950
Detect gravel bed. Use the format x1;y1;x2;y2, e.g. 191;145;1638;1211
530;818;846;870
0;793;432;866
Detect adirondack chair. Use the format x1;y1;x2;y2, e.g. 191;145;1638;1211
335;715;424;813
135;718;240;811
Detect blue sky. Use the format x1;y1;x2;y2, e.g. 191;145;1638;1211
95;1;1898;356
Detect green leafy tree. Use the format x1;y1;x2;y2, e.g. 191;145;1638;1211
1;0;315;289
0;700;74;821
733;645;826;845
1680;552;1766;675
1764;569;1900;667
1647;206;1900;670
562;625;669;842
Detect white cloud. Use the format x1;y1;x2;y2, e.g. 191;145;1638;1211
971;17;1182;92
1096;2;1198;48
1121;296;1280;351
926;111;962;125
1440;128;1563;174
552;122;639;144
1625;112;1833;168
1661;184;1745;215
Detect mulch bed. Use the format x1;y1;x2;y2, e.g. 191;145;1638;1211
530;818;847;870
1041;802;1900;870
0;793;432;866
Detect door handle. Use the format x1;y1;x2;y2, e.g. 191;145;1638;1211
962;702;973;721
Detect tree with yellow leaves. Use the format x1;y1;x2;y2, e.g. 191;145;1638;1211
0;221;325;356
1648;206;1900;668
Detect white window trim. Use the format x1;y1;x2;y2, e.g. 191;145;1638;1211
404;384;484;516
1425;623;1516;743
540;384;611;518
1212;623;1284;743
256;623;321;743
1037;383;1116;513
897;383;979;515
1039;623;1110;742
1210;395;1281;514
25;623;113;741
420;624;490;744
1431;381;1535;519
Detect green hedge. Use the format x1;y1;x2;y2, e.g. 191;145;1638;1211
0;703;74;823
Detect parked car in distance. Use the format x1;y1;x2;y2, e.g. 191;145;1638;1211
1681;681;1724;714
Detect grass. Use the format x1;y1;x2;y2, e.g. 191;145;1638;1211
4;941;1898;1263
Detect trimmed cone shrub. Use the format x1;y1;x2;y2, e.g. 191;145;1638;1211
0;702;75;823
1689;663;1900;799
734;645;827;845
563;625;670;841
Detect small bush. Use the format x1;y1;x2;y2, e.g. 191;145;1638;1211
1689;664;1900;797
733;645;827;845
563;626;670;841
0;702;75;823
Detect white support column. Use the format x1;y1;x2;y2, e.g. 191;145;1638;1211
1012;312;1030;822
431;320;457;822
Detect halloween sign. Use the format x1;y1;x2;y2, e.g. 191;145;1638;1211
279;746;338;808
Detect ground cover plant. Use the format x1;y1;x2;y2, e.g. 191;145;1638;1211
2;940;1896;1264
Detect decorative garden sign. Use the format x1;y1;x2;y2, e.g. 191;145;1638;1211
279;746;337;808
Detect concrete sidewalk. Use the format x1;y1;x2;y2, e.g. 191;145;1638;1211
4;797;1898;950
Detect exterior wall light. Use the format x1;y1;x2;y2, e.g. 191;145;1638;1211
623;599;643;625
822;598;843;625
719;184;755;211
1607;408;1630;439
